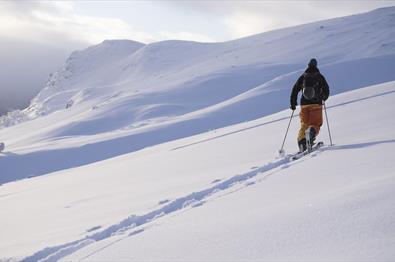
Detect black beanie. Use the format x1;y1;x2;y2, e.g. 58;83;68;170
308;58;317;67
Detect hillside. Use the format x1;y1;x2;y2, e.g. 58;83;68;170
1;80;394;261
0;7;395;261
0;7;395;185
63;82;395;261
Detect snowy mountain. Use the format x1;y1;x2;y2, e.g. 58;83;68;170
0;7;394;185
2;7;395;129
2;80;395;262
0;7;395;261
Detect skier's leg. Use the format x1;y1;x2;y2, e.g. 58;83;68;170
297;122;308;141
309;105;323;139
298;138;307;152
297;106;309;151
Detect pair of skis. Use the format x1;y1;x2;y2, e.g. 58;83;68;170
290;141;324;161
289;126;324;160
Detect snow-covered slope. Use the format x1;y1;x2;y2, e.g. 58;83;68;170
0;7;395;185
30;40;145;115
17;7;395;123
1;80;395;261
1;7;395;261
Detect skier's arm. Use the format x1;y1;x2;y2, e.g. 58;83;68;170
290;76;302;107
320;75;330;101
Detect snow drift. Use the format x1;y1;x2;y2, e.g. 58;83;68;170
0;7;395;261
2;79;395;262
1;7;395;185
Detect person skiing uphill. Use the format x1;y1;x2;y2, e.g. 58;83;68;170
290;58;329;152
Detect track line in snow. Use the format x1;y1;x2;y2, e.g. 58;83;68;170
36;139;395;262
171;116;290;151
21;149;325;262
171;87;395;152
327;89;395;110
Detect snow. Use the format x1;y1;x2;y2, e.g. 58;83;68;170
0;7;395;262
1;6;395;131
1;7;395;186
1;80;393;261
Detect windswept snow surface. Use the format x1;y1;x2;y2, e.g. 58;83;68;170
0;81;394;261
0;7;395;185
0;7;395;261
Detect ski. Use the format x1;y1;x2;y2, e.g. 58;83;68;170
291;141;324;161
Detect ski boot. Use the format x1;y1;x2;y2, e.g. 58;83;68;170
305;127;316;152
298;138;307;153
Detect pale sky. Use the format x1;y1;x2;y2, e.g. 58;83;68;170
1;0;395;114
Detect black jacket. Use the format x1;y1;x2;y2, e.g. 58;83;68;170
290;66;330;106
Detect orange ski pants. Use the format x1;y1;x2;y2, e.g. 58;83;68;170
297;104;323;142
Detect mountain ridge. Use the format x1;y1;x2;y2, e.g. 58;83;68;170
1;7;394;129
1;7;395;261
0;7;394;184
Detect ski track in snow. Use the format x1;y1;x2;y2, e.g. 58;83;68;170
21;148;324;262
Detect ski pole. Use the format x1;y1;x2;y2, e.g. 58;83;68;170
279;110;294;155
323;102;333;146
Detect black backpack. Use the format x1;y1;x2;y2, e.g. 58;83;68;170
302;72;322;101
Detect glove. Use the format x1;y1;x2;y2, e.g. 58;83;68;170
290;104;296;110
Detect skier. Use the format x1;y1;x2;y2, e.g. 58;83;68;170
0;142;4;152
290;58;330;152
